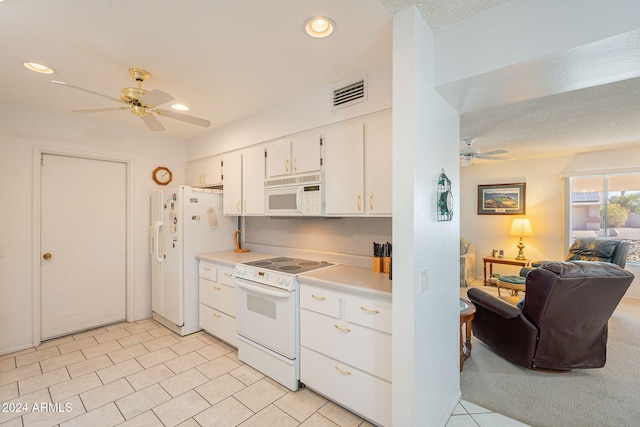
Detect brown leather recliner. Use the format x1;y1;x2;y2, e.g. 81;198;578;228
467;261;634;370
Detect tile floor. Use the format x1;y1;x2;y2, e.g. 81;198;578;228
0;319;524;427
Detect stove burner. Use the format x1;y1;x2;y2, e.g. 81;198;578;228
252;261;274;267
279;265;303;271
271;257;294;263
298;261;320;266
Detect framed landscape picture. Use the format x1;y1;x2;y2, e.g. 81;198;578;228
477;183;526;215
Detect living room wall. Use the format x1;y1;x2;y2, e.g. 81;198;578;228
461;144;640;299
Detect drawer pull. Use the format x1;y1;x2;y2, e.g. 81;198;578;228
213;312;221;318
213;285;221;291
224;272;234;277
360;306;380;315
311;294;326;302
334;324;351;333
203;267;211;271
335;365;352;376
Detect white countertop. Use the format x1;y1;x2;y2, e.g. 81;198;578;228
299;264;392;301
196;251;392;300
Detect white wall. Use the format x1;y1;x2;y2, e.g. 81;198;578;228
0;104;186;354
187;64;392;161
392;7;461;426
434;0;640;87
461;145;640;299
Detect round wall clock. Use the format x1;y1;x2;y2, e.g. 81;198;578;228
152;166;173;185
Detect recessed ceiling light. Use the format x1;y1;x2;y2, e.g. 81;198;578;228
23;62;56;74
171;104;189;111
304;16;336;38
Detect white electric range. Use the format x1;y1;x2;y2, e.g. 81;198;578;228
235;256;335;390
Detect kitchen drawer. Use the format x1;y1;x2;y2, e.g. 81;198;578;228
344;297;392;334
300;284;341;319
199;262;217;281
199;303;238;348
300;347;391;427
218;266;236;287
300;310;391;381
199;278;236;317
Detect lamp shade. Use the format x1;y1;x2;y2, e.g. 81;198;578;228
510;217;533;237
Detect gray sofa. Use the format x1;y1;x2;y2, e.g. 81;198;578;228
460;238;476;287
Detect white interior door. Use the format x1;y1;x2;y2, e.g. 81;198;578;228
40;154;126;340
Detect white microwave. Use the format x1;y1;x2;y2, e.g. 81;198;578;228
264;173;323;216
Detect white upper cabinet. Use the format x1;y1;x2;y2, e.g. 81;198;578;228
324;122;365;216
363;113;392;215
242;146;265;215
266;134;322;178
265;140;291;178
324;113;392;217
292;133;322;175
186;156;222;187
222;151;242;216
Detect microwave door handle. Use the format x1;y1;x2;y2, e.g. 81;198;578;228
296;186;304;215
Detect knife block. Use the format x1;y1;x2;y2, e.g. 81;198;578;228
372;257;382;273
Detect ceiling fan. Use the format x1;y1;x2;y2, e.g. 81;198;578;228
52;68;210;132
460;138;511;167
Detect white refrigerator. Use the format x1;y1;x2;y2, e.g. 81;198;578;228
150;186;236;335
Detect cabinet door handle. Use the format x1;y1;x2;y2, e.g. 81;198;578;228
335;365;352;376
236;201;241;213
369;193;374;211
334;324;351;333
293;156;297;172
243;200;247;213
311;294;326;302
213;285;221;291
361;306;380;315
357;194;362;211
285;158;289;173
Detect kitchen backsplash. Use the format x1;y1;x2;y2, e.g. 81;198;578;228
243;216;392;268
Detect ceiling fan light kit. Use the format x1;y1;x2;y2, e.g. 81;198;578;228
52;67;211;132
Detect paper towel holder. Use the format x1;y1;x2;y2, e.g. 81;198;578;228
234;229;250;253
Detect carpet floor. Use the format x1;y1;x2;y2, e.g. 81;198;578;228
460;284;640;427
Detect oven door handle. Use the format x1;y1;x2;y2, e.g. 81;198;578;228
236;279;291;299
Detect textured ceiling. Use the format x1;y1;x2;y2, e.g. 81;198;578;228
380;0;509;29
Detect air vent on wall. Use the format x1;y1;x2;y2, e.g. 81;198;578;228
331;75;367;111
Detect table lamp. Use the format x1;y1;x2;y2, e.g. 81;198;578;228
509;217;533;260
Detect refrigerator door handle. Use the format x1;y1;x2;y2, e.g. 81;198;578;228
153;221;163;263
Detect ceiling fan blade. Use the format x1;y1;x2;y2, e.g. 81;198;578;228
474;154;513;160
479;149;508;156
141;89;174;107
155;109;211;128
140;113;166;132
52;80;124;104
72;106;128;113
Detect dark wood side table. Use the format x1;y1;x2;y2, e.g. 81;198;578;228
460;298;476;371
482;256;529;285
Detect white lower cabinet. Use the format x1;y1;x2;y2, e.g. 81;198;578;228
198;261;238;347
300;284;392;426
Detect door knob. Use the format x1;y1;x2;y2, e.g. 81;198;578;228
43;253;52;260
